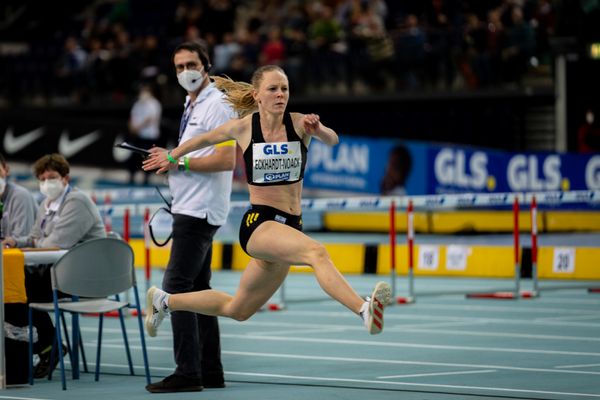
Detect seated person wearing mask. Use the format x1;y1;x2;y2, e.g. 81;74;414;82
0;152;37;240
3;153;106;378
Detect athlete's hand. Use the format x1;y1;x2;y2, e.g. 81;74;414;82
142;147;173;174
303;113;321;135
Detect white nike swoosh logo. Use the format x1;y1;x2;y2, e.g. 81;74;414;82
3;126;45;154
112;134;131;162
58;130;101;157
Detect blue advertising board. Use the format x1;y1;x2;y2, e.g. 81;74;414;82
429;146;600;193
304;136;427;195
303;135;600;195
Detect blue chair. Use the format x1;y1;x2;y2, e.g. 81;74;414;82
28;237;151;390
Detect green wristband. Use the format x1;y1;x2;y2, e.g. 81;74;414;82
184;156;190;171
166;151;177;164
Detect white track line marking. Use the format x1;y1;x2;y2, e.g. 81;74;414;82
224;371;600;398
378;369;497;379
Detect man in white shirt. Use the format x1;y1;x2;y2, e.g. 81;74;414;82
144;41;236;393
127;83;162;184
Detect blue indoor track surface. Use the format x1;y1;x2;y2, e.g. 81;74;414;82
4;268;600;400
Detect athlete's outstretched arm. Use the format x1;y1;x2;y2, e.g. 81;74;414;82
143;117;245;173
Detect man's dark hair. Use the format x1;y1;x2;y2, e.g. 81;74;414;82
172;40;212;71
0;152;6;167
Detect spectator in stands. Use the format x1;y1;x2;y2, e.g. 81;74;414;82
54;36;88;102
212;31;242;75
127;83;163;185
502;5;536;85
307;4;346;93
141;65;392;352
392;14;426;90
0;153;37;240
3;153;106;379
0;1;562;105
577;108;600;153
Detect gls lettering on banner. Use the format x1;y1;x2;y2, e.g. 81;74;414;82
507;155;561;191
434;149;488;190
586;155;600;190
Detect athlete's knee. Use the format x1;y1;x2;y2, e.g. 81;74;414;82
306;241;330;266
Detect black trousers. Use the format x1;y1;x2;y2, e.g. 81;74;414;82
24;264;68;353
163;213;223;382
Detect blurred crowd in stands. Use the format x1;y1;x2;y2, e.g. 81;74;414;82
0;0;573;107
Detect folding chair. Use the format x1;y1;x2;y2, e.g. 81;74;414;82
28;237;151;390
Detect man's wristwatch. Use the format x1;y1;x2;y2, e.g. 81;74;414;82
177;157;186;171
177;156;190;171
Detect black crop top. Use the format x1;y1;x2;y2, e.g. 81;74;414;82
243;112;308;186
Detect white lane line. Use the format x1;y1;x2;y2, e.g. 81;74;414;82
218;333;600;358
535;315;600;322
56;358;600;399
378;369;497;379
98;344;600;376
97;333;600;359
555;363;600;369
392;327;600;342
280;310;600;328
0;396;50;400
221;350;600;376
225;371;600;398
78;320;600;342
247;327;350;336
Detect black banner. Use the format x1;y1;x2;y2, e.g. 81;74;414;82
0;107;178;167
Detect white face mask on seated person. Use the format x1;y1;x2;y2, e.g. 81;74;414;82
39;178;65;201
177;69;205;92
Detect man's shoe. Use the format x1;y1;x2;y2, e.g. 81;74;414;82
145;286;167;337
363;281;392;334
203;374;226;389
34;343;68;379
145;374;203;393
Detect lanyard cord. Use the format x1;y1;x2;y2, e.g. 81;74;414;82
178;101;195;144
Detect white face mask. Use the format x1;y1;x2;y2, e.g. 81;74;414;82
177;69;205;92
39;178;65;201
0;176;6;195
586;111;594;125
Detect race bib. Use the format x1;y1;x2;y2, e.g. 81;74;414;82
252;141;302;183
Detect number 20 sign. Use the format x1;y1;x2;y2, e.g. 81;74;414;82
552;247;575;274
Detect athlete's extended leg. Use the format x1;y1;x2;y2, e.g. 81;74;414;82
246;221;391;333
247;222;365;313
156;258;288;320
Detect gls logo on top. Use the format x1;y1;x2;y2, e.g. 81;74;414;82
263;143;290;155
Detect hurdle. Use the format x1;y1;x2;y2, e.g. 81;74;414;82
465;195;538;300
392;199;415;304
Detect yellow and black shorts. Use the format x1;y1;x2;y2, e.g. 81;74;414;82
239;204;303;255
